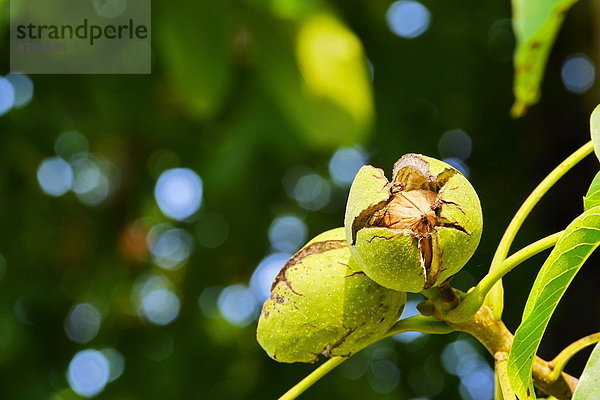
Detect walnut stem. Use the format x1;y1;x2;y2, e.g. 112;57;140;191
435;281;460;310
449;306;578;400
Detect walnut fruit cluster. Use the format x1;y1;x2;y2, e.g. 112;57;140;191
257;154;483;363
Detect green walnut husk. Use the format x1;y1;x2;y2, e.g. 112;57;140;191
344;154;483;293
256;228;406;363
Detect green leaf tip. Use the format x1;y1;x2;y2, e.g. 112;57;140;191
511;0;581;117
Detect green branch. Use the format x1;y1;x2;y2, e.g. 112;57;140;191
278;316;452;400
486;141;594;318
549;332;600;382
278;357;347;400
446;231;563;323
477;231;562;297
384;315;455;337
495;352;516;400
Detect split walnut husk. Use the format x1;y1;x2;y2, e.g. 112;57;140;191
344;154;483;292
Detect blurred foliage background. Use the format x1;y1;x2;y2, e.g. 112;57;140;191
0;0;600;399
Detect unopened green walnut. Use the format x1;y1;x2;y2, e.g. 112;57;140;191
344;154;483;293
256;228;406;363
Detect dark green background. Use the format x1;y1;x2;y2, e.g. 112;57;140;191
0;0;599;399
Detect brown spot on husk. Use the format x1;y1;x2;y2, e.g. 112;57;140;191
271;240;348;294
322;325;361;357
345;271;366;278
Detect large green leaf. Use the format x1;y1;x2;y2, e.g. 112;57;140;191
573;343;600;400
507;207;600;399
156;0;234;119
584;172;600;211
591;105;600;162
511;0;580;117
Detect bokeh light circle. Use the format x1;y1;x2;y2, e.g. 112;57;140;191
37;157;73;197
67;350;111;397
154;168;203;221
561;54;595;94
386;1;431;39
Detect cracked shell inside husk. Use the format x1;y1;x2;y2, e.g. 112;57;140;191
344;154;483;293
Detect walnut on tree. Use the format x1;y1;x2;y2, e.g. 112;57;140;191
256;228;406;363
344;154;483;293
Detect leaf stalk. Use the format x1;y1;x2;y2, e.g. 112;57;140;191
486;141;594;318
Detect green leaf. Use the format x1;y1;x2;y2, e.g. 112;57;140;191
156;0;234;119
254;8;374;150
573;343;600;400
584;171;600;211
507;207;600;399
0;0;7;27
591;105;600;162
511;0;580;117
